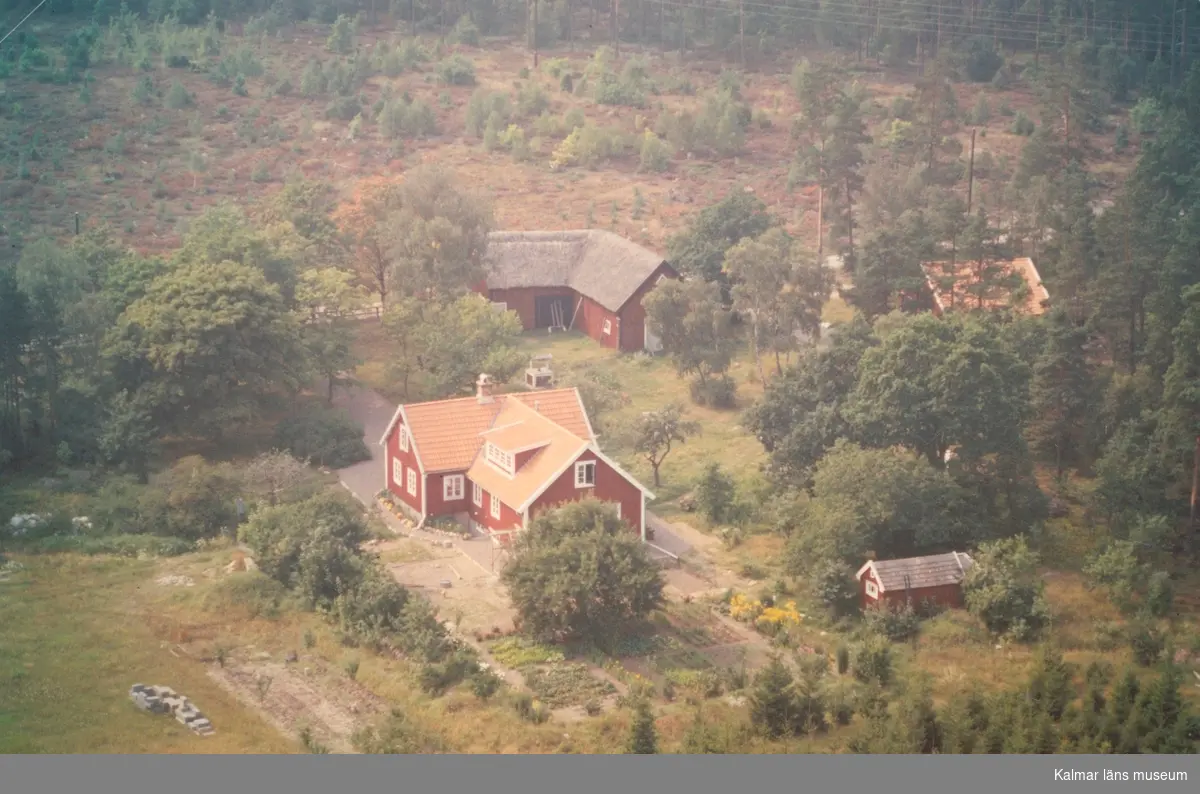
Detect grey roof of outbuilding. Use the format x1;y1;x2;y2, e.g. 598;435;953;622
857;552;974;592
483;230;667;312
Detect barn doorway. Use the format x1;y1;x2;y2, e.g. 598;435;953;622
534;295;572;330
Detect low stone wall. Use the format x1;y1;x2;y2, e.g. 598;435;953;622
129;684;215;736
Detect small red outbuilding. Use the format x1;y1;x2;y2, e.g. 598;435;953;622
479;230;677;352
855;552;974;611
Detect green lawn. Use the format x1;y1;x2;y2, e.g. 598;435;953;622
0;554;297;754
509;331;769;511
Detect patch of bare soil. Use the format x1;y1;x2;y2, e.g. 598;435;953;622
206;659;385;753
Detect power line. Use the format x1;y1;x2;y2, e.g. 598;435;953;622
0;0;49;50
622;0;1175;56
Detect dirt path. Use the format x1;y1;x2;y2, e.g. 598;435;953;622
206;659;385;754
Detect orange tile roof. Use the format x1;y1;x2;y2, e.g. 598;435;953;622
397;387;592;473
921;257;1050;316
468;399;589;510
482;420;553;452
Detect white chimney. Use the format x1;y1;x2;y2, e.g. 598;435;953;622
476;373;495;404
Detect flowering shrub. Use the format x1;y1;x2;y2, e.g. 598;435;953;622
754;601;803;637
729;593;764;622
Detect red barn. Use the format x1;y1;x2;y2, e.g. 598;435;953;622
378;374;654;542
480;230;677;352
855;552;974;611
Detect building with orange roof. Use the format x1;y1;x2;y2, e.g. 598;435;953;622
378;374;654;542
920;256;1050;317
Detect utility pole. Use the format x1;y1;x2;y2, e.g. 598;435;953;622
739;0;745;69
816;184;824;264
1191;435;1200;529
966;128;977;215
74;212;79;235
532;0;539;68
614;0;620;58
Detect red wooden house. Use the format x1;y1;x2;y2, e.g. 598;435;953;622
855;552;974;611
378;374;654;542
479;230;677;352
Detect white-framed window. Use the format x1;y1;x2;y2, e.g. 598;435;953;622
865;580;879;599
486;442;514;474
407;469;418;497
472;481;482;507
602;318;612;335
575;460;596;488
398;426;409;453
443;474;464;501
490;301;508;313
392;458;404;488
489;492;502;520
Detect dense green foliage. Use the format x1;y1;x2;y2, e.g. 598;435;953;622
501;500;665;647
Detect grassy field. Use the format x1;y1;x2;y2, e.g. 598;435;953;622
0;553;296;753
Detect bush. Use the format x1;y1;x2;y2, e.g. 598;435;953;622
203;572;292;619
240;491;369;604
465;89;511;137
273;410;370;468
694;462;737;525
1083;540;1143;611
689;374;737;408
963;37;1004;83
971;94;991;125
501;500;664;647
331;563;413;649
437;54;476;86
1114;124;1129;152
1145;571;1174;618
450;15;480;46
1130;97;1162;135
325;95;360;121
379;98;438;138
639;129;672;172
326;14;356;55
810;559;859;616
852;636;893;686
1128;620;1164;666
164;80;192;109
137;456;239;540
862;601;921;641
516;82;549;117
471;669;501;700
835;645;850;675
963;536;1050;642
1010;111;1035;136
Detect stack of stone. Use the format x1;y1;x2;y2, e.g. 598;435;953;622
129;684;215;736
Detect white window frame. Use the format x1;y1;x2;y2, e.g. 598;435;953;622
443;474;464;501
575;460;596;488
602;318;613;335
486;442;514;475
398;426;409;453
865;580;879;599
392;458;404;488
472;481;482;507
407;469;418;497
490;301;508;313
489;492;502;520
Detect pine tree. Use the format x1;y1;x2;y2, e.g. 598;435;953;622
749;655;795;738
1027;644;1073;721
1027;309;1093;478
625;698;658;754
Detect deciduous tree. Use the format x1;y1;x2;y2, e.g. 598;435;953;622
630;403;701;488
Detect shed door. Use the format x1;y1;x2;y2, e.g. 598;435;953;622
535;296;571;329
